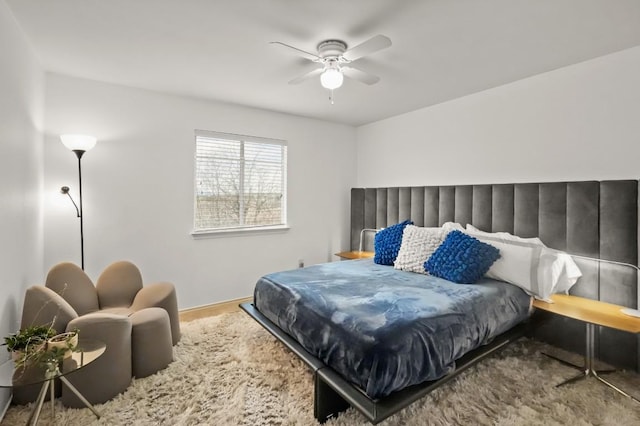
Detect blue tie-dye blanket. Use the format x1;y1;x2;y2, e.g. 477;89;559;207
254;259;532;398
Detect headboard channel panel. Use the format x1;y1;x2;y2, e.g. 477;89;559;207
514;183;539;238
454;186;473;226
472;185;492;232
350;179;639;372
538;183;567;250
438;186;455;225
491;185;514;233
423;187;439;227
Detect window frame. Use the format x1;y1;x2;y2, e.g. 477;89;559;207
192;129;288;237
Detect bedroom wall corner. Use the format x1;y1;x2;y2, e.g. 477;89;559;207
0;0;45;417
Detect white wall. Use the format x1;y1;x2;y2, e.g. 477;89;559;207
43;74;357;309
0;0;44;416
357;46;640;187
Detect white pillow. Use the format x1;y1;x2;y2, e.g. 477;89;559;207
468;233;547;298
539;249;582;295
466;225;582;299
442;222;465;233
394;225;446;274
465;224;545;246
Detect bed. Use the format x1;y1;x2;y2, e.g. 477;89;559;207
242;179;640;424
254;259;531;399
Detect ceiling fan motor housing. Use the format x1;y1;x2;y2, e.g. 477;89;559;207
317;40;347;59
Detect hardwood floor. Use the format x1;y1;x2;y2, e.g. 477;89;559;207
179;296;252;322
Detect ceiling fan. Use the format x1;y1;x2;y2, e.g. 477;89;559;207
270;34;392;95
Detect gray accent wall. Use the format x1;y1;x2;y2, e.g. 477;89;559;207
351;180;639;371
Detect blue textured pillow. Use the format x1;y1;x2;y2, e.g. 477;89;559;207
424;230;500;284
374;220;413;265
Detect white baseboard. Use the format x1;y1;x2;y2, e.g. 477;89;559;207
179;296;252;322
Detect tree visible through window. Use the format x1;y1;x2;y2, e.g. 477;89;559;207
194;130;287;231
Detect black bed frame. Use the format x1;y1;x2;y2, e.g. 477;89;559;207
240;302;528;424
241;179;639;423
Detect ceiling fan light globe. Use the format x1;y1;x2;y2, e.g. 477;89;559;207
320;68;343;90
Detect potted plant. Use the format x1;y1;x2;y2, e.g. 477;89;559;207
46;330;79;359
3;325;56;367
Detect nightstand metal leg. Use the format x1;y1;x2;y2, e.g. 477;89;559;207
544;322;640;403
555;370;588;387
593;371;640;403
542;352;583;371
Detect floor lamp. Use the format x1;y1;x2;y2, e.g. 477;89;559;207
60;134;97;270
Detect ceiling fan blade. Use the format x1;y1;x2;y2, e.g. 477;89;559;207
288;67;323;85
269;41;321;62
342;35;392;61
341;66;380;85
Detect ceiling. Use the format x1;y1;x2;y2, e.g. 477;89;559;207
7;0;640;126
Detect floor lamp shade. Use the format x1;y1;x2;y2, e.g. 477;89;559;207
60;134;97;153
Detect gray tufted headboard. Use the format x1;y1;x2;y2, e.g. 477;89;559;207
350;180;639;371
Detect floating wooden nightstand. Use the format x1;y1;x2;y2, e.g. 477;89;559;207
533;293;640;402
335;228;379;260
334;251;374;260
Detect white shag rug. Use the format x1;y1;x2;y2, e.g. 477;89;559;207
2;312;640;425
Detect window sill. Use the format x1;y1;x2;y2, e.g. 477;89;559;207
191;224;290;239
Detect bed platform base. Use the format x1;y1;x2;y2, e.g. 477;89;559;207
240;302;528;424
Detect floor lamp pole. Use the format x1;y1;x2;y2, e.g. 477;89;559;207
74;150;86;270
60;134;96;271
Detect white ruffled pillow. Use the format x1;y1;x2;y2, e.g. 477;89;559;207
394;225;446;274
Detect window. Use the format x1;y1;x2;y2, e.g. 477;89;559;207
194;130;287;233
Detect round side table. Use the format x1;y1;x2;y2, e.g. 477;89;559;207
0;338;106;425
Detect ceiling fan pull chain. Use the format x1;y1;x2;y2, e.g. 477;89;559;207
329;89;334;105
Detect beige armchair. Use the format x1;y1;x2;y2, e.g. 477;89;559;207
16;261;180;407
15;286;133;407
46;261;180;345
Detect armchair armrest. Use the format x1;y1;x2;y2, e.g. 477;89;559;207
63;313;133;406
130;282;180;345
66;312;132;347
20;286;78;334
129;282;173;309
12;286;79;405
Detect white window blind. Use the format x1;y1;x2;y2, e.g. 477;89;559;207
194;130;287;232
